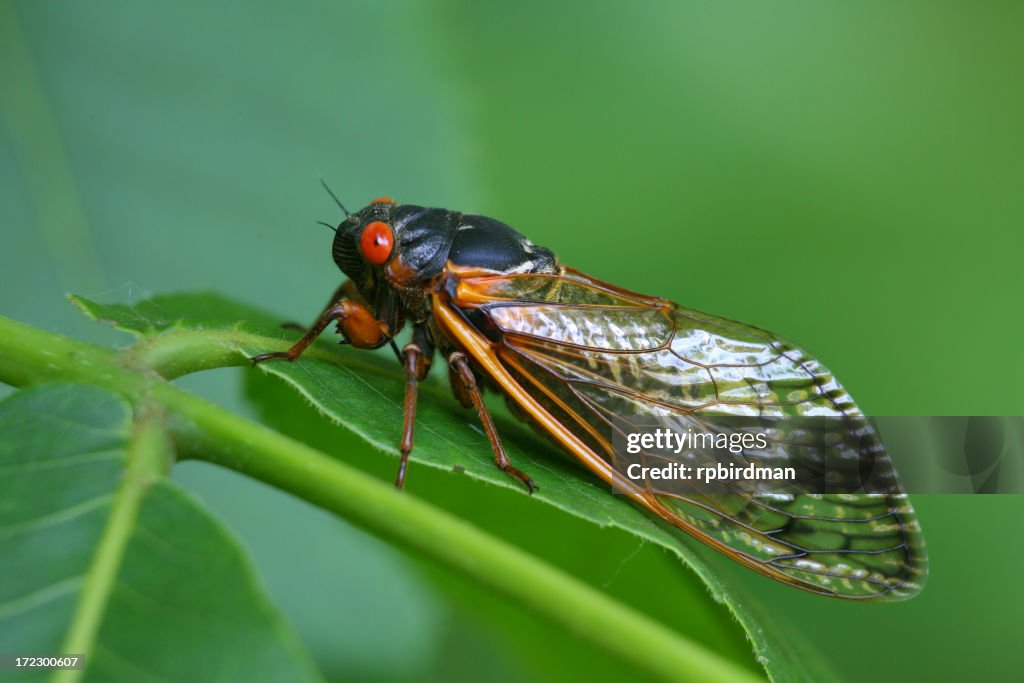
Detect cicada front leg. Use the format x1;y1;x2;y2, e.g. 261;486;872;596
250;285;388;364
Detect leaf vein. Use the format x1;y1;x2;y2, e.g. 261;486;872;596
0;494;113;539
0;575;83;620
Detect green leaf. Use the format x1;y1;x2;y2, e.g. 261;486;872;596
1;312;760;683
73;291;839;683
0;383;322;683
68;292;277;336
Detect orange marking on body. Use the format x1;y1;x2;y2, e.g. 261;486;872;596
385;255;420;287
371;196;395;204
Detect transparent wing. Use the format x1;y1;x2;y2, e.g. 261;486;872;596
449;268;927;600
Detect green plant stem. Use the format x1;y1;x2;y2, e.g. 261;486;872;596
123;326;404;382
0;314;763;683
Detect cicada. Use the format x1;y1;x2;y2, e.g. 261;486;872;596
252;194;927;601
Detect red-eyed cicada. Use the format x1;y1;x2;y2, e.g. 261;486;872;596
252;195;927;601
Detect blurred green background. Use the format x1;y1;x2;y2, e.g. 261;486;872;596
2;1;1022;681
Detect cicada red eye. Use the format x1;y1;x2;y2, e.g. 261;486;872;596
360;221;394;265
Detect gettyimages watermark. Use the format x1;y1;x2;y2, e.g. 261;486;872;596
620;428;792;487
608;415;1024;496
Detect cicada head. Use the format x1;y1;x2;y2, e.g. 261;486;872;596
332;198;463;296
330;197;396;287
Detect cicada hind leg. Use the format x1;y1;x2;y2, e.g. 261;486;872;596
448;352;538;495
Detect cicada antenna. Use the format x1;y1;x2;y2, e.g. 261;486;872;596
315;220;338;233
319;176;351;217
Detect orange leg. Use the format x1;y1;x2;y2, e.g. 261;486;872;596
395;342;428;489
448;351;537;494
250;297;387;364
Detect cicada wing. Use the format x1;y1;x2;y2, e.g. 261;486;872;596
445;269;927;600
